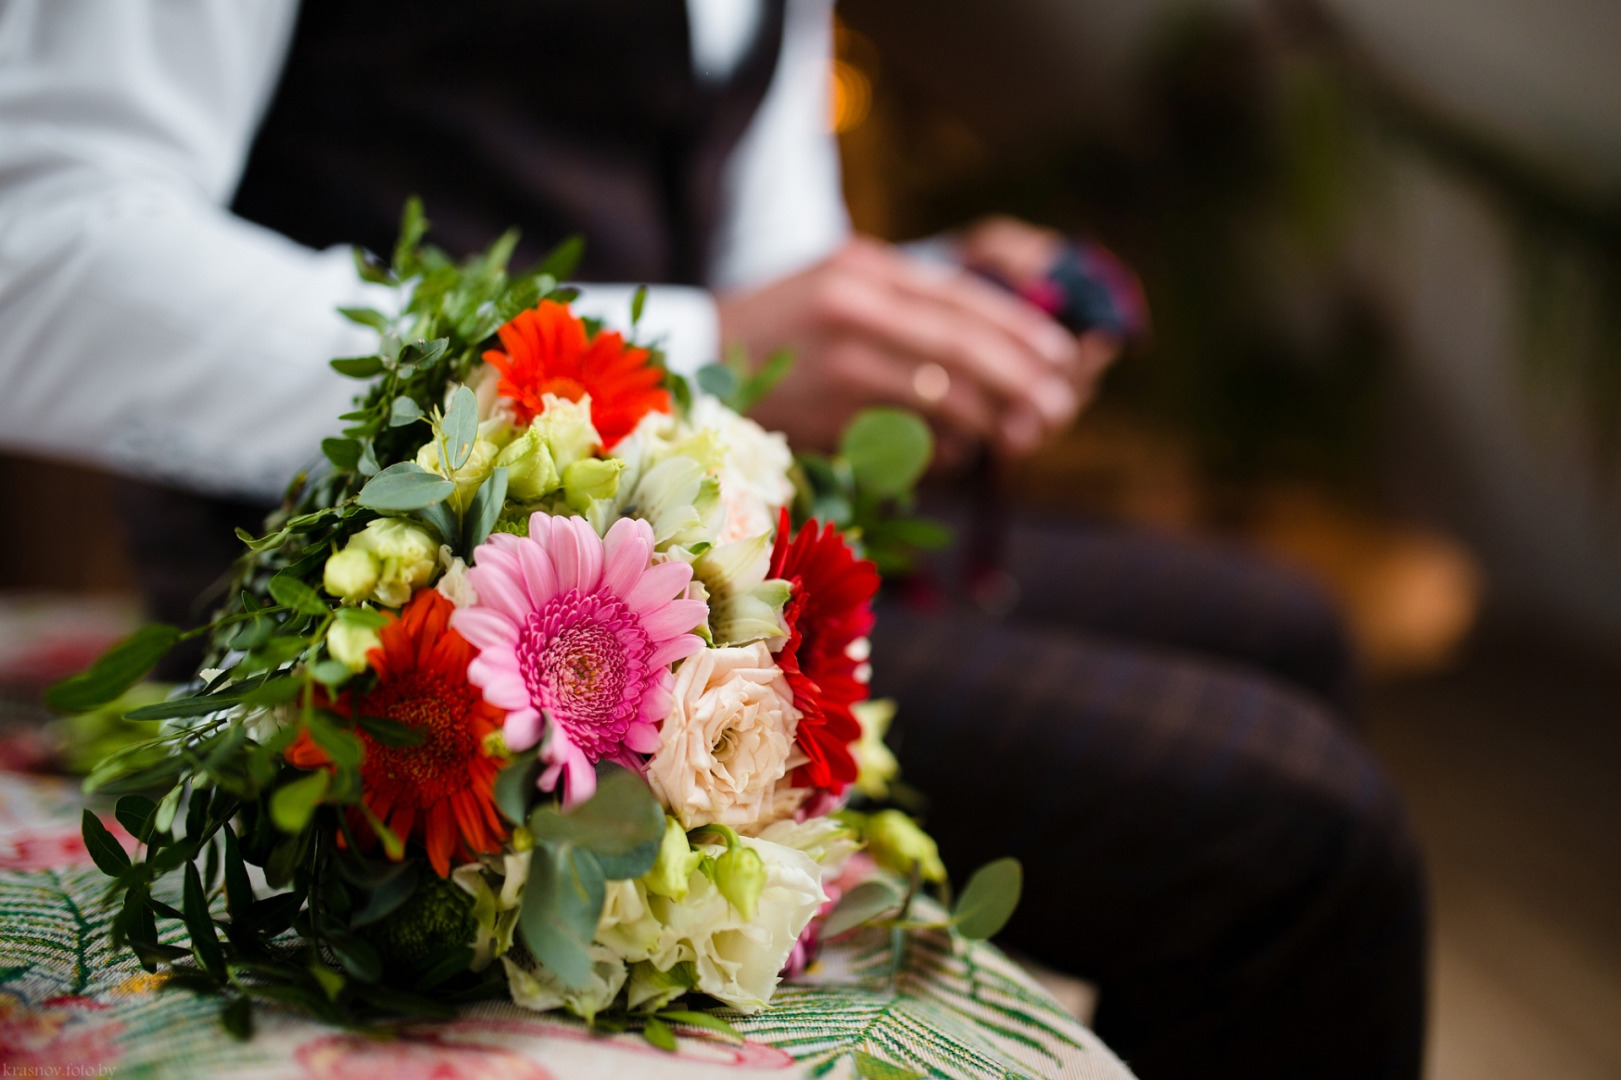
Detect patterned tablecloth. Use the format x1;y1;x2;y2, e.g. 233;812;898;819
0;772;1136;1080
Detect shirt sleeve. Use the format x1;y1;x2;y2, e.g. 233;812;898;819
706;0;850;293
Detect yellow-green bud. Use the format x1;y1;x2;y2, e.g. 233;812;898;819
323;547;380;604
327;620;382;673
643;817;703;901
416;437;500;515
865;810;947;884
561;457;623;512
850;699;900;800
531;393;600;471
713;844;767;921
494;426;561;502
351;518;439;607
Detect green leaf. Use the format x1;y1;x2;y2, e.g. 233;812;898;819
630;284;648;327
357;462;456;511
81;810;130;876
355;714;425;748
242;675;306;707
389;395;426;428
222;825;255;919
311;659;352;687
493;757;540;825
307;716;364;769
952;857;1022;940
463;467;508;554
183;859;226;978
734;348;795;413
322;437;363;470
115;795;157;844
335;606;390;630
518;841;605;991
821;878;906;939
326;930;382;983
537;234;585;282
45;624;181;712
442;385;479;470
310;963;345;1001
349;862;418;929
338;307;392;332
330;355;385;378
657;1009;742;1042
695;363;737;401
527;766;664;863
270;771;329;833
413;946;474;992
154;783;184;834
268;574;329;617
393;196;428;275
220;997;254;1041
839;408;933;498
641;1015;678;1052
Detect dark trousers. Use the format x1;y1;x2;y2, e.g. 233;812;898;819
872;516;1428;1080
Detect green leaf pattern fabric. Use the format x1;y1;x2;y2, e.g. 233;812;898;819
0;773;1135;1079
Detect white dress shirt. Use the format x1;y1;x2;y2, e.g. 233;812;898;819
0;0;847;498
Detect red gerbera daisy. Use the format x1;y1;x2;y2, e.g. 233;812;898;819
483;299;669;450
288;589;508;877
769;509;881;795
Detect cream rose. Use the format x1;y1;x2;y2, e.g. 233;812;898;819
647;642;804;832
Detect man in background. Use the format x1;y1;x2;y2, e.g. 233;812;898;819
0;2;1425;1077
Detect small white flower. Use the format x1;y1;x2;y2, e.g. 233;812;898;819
690;395;795;546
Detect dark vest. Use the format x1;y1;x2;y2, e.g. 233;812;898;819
135;0;786;675
233;0;786;284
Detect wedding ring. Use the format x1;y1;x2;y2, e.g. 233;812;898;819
912;362;951;405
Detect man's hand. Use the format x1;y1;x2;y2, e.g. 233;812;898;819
717;232;1118;464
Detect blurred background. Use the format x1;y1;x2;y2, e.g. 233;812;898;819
2;1;1617;1076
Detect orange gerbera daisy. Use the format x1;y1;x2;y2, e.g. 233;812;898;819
287;589;508;877
483;299;670;450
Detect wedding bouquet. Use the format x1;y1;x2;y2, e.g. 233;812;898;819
53;202;1020;1045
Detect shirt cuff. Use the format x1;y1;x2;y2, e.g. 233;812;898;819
567;284;719;378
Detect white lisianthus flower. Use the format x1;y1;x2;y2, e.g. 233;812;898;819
597;878;663;963
757;816;863;880
646;643;805;832
630;834;825;1012
435;546;479;608
690;395;795;546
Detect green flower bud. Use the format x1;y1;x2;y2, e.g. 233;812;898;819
350;518;439;607
531;393;601;471
865;810;946;884
322;547;380;604
416;437;500;515
713;844;767;921
643;816;704;901
494;426;561;502
326;620;382;673
561;457;623;512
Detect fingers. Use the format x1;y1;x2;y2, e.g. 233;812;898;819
814;253;1079;437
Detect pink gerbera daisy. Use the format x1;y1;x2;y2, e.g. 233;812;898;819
451;513;707;806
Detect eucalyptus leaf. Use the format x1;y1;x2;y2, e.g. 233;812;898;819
518;841;605;991
355;714;425;748
389;396;425;428
839;408;933;498
350;861;419;929
951;857;1023;940
330;355;385;378
45;624;181;712
321;437;363;470
526;766;663;858
357;462;455;511
820;878;906;939
493;756;541;825
443;385;479;470
536;234;585;281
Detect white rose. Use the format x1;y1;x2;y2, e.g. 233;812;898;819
633;834;824;1012
646;643;805;832
690;396;795;546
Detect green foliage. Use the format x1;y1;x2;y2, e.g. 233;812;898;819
839;409;932;498
952;859;1022;941
361;872;476;979
46;625;182;712
696;345;795;415
519;841;606;991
